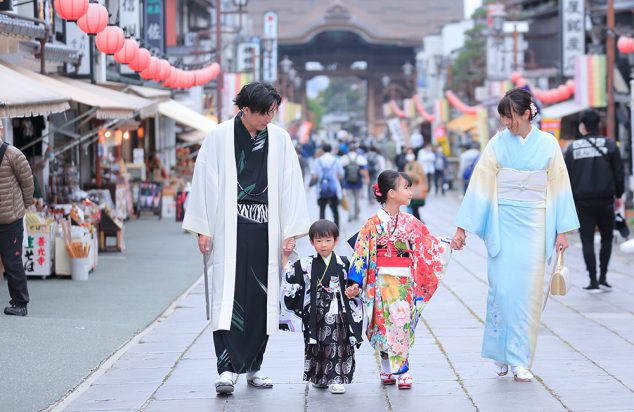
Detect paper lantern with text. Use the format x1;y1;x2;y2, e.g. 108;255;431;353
128;48;151;73
76;2;108;35
114;38;138;64
54;0;88;22
95;25;124;55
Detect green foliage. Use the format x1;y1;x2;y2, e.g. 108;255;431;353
449;7;487;102
307;97;324;129
307;77;366;129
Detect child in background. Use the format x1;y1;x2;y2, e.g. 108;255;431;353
279;219;363;394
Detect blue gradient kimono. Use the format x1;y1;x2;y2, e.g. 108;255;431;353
455;127;579;368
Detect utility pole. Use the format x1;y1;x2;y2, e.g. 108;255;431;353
215;0;223;121
607;0;615;138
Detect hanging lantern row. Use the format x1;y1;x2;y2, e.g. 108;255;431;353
413;95;435;123
445;90;479;115
511;72;575;105
54;0;221;89
617;36;634;54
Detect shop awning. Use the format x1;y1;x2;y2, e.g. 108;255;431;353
158;99;217;133
54;77;158;119
177;130;207;144
446;114;477;133
541;100;588;119
0;62;70;118
127;85;172;100
6;63;136;119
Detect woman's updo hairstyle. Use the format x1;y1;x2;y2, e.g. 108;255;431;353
373;170;412;204
497;87;538;122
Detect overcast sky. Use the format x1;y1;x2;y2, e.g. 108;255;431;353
465;0;482;18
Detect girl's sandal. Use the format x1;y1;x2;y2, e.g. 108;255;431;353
380;371;396;385
397;374;412;389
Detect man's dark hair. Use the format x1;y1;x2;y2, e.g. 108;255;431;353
579;109;601;135
309;219;339;241
233;82;282;115
322;143;332;153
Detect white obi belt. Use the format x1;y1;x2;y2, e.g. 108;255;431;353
497;168;547;206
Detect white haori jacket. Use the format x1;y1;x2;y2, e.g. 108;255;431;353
182;117;310;335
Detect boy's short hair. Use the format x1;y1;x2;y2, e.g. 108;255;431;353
309;219;339;241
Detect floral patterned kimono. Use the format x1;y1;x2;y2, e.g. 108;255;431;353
348;209;451;374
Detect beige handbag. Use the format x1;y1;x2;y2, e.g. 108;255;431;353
543;249;569;310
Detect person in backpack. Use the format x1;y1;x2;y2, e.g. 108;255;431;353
565;109;625;292
0;120;34;317
311;144;344;227
340;144;370;222
459;142;480;194
364;145;386;205
433;145;447;195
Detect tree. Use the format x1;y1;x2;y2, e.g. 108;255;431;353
449;7;487;103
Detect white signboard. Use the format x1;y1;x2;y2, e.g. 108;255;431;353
262;11;277;84
237;42;261;80
65;23;89;75
561;0;585;77
486;36;514;81
120;0;141;74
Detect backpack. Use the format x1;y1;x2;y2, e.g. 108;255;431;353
365;152;379;177
318;160;338;198
344;155;361;184
462;155;480;181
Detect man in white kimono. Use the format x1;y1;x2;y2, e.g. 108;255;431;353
183;82;310;394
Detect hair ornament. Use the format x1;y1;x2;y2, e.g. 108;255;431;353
373;182;382;197
530;102;537;118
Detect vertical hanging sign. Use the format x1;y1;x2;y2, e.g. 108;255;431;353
561;0;585;77
144;0;164;55
120;0;141;74
262;11;277;84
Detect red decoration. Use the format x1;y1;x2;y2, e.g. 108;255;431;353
445;90;479;115
413;94;435;123
113;38;138;64
511;71;523;84
617;36;634;54
128;48;151;72
389;100;407;118
183;70;196;88
140;57;160;80
76;2;108;35
54;0;89;22
95;25;124;55
565;79;575;94
157;59;171;82
163;66;177;88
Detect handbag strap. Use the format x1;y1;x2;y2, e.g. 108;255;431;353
542;248;564;311
584;137;609;162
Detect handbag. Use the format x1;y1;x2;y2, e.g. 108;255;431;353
615;212;630;239
340;195;349;211
543;248;570;310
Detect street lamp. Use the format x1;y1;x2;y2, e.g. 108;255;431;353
402;61;414;77
280;55;293;74
381;75;391;88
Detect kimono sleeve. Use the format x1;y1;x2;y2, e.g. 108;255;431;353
280;134;311;240
453;137;501;257
545;143;579;259
348;221;372;286
182;136;218;237
279;259;306;332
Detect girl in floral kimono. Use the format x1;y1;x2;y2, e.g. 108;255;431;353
280;220;363;395
348;170;450;389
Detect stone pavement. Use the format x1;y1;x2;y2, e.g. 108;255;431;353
52;188;634;412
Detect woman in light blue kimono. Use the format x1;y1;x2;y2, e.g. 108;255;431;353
450;88;579;382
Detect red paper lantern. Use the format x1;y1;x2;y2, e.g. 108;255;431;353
163;66;177;88
114;38;138;64
128;48;151;73
625;38;634;54
617;36;633;54
184;71;196;88
557;85;569;100
565;79;575;95
511;71;522;84
54;0;89;22
140;57;160;80
77;2;108;35
95;25;124;55
209;62;221;79
175;69;186;89
157;59;171;82
516;77;528;87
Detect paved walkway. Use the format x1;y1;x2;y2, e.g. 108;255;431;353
53;189;634;412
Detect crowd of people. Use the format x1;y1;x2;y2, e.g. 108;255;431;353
183;83;626;398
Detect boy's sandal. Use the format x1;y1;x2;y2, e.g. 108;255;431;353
380;371;396;385
397;374;412;389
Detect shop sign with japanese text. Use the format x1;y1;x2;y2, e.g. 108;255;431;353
561;0;585;77
144;0;164;55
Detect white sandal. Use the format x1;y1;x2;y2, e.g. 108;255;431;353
397;373;412;389
511;366;533;382
215;371;237;394
494;361;509;376
329;384;346;394
246;370;273;388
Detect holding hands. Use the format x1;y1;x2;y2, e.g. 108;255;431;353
282;237;296;257
345;283;360;299
450;227;466;251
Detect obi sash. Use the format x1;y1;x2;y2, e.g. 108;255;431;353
497;168;547;206
376;243;413;278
